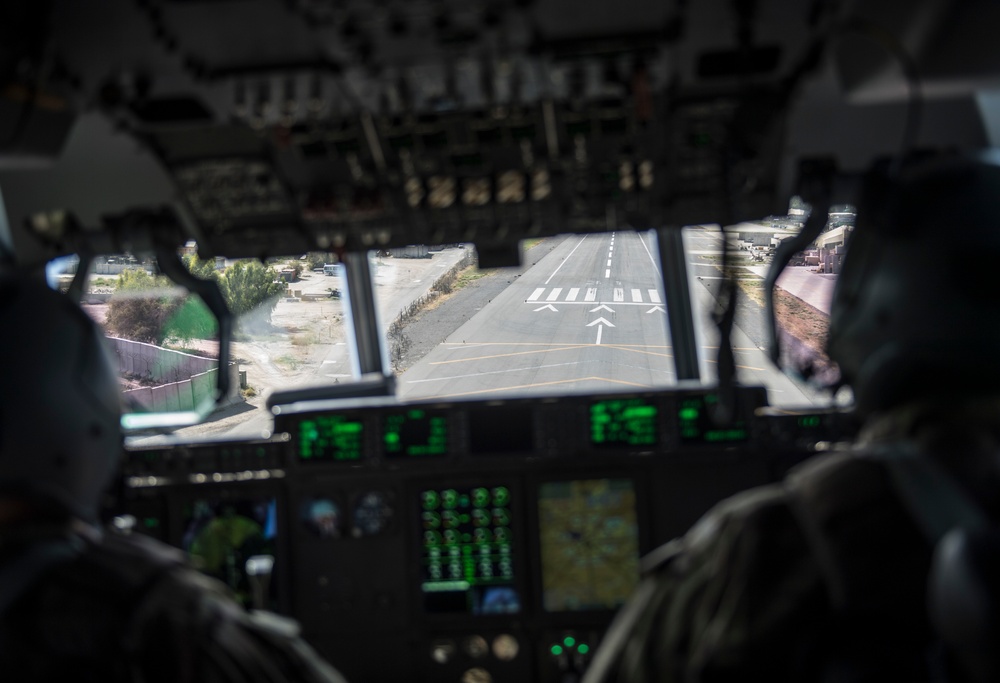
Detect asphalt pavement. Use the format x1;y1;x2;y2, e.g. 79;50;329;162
400;228;820;405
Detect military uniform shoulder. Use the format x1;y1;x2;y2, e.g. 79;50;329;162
642;451;890;575
784;449;900;522
82;527;186;570
641;477;793;574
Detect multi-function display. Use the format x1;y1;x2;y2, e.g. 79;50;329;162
384;409;449;458
182;495;279;611
589;398;659;448
419;484;520;615
677;394;749;444
297;414;365;462
466;404;535;455
538;478;640;612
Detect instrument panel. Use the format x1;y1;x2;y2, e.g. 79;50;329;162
116;386;856;683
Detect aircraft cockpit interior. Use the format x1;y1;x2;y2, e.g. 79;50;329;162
1;0;999;680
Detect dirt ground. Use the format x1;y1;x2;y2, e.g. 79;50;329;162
86;252;470;431
773;288;830;355
232;297;349;400
725;266;831;356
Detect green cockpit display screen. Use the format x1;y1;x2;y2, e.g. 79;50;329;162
677;394;749;444
298;415;365;462
589;399;659;448
419;484;520;615
384;409;449;457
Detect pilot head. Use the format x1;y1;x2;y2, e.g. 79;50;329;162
0;275;122;525
827;152;1000;416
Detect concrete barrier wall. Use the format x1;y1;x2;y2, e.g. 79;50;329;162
109;337;215;383
390;245;430;259
124;372;203;412
112;337;241;413
123;366;240;412
93;263;156;275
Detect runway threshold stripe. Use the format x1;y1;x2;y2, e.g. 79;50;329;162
527;288;544;301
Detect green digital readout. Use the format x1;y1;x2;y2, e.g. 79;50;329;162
590;399;659;448
420;485;519;615
384;409;449;457
677;395;749;444
798;415;822;428
298;415;365;462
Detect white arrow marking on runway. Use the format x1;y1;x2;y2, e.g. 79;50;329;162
587;317;615;327
647;306;665;314
590;304;615;313
534;304;559;312
594;324;605;345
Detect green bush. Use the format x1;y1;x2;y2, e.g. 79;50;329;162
163;297;218;343
105;269;176;344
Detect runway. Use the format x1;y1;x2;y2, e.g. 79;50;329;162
400;228;817;404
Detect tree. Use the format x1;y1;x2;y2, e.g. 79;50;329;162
219;260;286;331
105;268;177;344
305;252;329;270
183;253;220;281
108;259;285;342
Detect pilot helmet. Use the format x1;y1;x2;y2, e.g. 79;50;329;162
0;275;122;523
826;151;1000;415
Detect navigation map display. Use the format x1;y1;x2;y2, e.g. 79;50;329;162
538;479;640;612
182;495;279;610
419;485;520;615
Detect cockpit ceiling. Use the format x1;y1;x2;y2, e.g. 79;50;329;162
0;0;996;266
